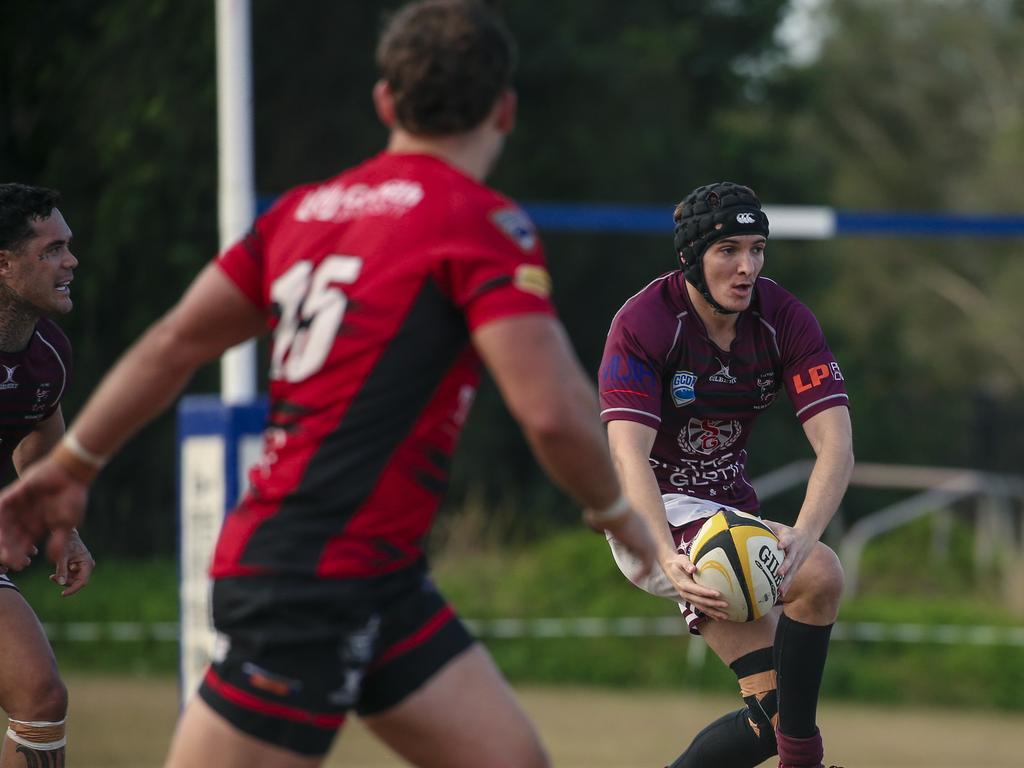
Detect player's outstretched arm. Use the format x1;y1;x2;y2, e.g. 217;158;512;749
0;265;266;567
66;264;266;460
607;419;730;620
472;314;657;576
772;405;854;593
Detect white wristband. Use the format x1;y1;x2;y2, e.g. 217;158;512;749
62;433;107;470
583;494;631;526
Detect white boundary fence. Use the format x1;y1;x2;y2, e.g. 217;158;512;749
41;617;1024;648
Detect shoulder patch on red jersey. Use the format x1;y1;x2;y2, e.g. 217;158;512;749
513;264;552;298
489;207;537;251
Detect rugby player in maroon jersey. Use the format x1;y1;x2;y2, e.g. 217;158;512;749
599;183;852;768
0;3;656;767
0;183;96;768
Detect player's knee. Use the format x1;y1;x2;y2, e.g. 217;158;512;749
790;543;843;616
809;543;844;605
8;674;67;722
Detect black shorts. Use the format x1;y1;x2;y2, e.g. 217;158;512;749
198;567;475;756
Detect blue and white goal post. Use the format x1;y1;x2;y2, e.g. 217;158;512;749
177;394;267;703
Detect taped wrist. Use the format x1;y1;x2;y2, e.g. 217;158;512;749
52;440;99;484
6;717;67;751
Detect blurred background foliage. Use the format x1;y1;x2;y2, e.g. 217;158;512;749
1;0;1022;556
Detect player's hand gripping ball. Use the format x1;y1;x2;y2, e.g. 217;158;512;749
690;509;784;622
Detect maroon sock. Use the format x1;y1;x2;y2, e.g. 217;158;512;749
776;728;823;768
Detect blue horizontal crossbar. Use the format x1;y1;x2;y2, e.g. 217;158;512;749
258;195;1024;238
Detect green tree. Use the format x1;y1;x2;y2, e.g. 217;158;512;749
797;0;1024;470
1;1;219;553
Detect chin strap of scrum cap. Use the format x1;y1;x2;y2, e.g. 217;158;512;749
672;182;769;314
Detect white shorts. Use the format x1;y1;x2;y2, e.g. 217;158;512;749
607;494;740;635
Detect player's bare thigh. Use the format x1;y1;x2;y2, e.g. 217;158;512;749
0;585;65;720
164;696;321;768
362;643;550;768
700;607;780;666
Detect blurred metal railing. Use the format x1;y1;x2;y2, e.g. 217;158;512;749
752;461;1024;597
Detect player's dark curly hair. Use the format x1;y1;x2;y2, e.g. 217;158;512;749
376;0;517;135
0;183;61;252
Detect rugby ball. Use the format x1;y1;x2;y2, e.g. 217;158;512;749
690;509;784;622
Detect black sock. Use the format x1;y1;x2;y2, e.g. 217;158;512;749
774;613;833;739
668;648;777;768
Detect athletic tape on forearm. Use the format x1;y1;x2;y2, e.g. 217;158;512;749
584;494;631;526
62;432;107;469
51;442;99;483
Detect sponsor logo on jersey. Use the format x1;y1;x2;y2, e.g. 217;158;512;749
792;362;840;393
678;417;741;455
513;264;552;298
602;355;656;391
490;207;537;251
0;365;18;390
671;371;697;407
294;180;425;222
736;212;756;224
709;357;737;385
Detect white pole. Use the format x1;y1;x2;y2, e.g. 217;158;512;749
216;0;257;404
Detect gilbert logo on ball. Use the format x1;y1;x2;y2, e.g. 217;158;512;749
689;508;784;622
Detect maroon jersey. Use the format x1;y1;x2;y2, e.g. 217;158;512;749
0;318;71;466
213;152;555;580
599;271;847;512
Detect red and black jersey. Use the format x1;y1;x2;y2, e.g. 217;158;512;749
213;152;555;580
0;318;71;467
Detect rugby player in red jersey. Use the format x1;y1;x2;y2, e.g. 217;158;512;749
599;183;853;768
0;3;656;767
0;183;95;767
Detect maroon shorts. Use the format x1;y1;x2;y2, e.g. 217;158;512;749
198;568;474;756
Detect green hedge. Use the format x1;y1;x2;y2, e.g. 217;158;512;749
17;516;1024;711
16;557;178;675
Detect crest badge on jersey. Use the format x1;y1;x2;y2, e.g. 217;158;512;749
490;207;537;251
678;417;742;456
671;371;697;407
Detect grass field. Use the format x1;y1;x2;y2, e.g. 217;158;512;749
69;675;1022;767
